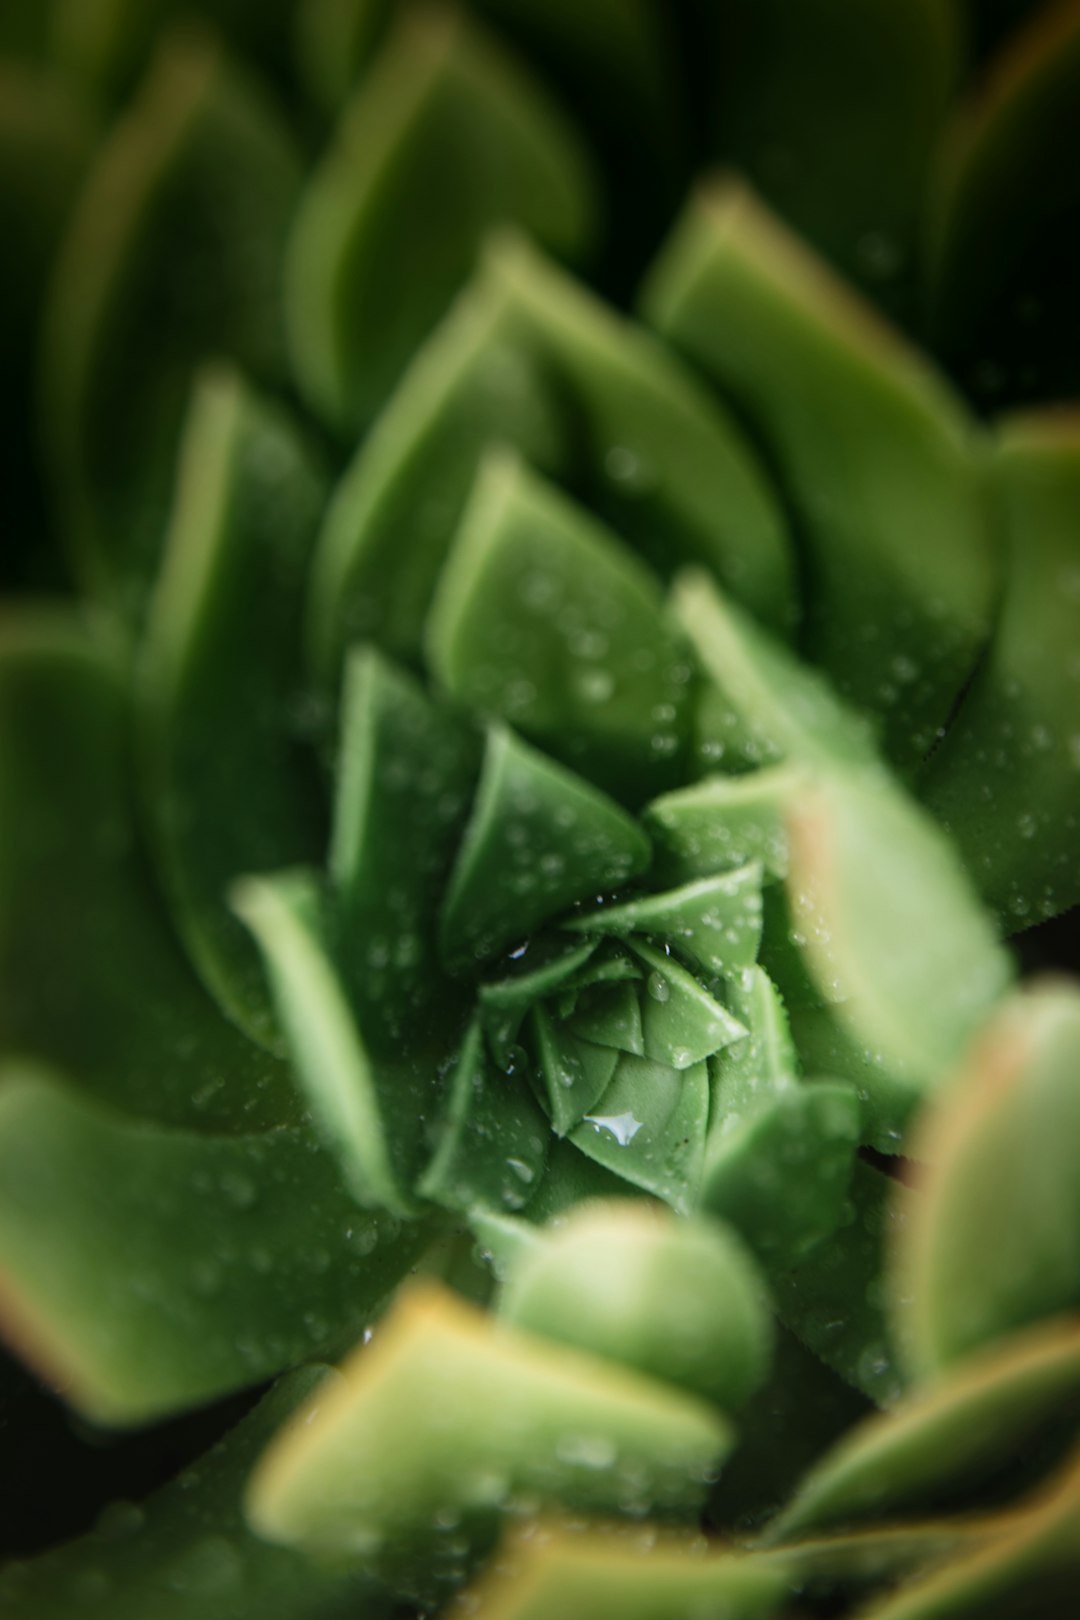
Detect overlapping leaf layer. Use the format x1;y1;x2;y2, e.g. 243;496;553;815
0;2;1078;1616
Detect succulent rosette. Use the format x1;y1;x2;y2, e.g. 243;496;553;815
1;1;1079;1616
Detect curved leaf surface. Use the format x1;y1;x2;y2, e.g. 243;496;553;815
645;182;993;769
0;614;293;1130
141;369;329;1049
287;6;595;434
246;1282;734;1576
0;1069;424;1424
896;982;1080;1375
427;451;694;803
43;32;301;613
921;410;1080;930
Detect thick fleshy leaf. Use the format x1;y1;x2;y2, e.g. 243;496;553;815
523;1138;641;1224
929;1;1080;411
419;1018;550;1216
286;6;595;435
921;411;1080;930
0;615;292;1130
789;1003;923;1156
771;1163;910;1408
709;966;798;1120
0;1368;388;1619
140;369;329;1050
0;1069;425;1424
309;227;794;678
896;983;1080;1377
567;864;764;977
644;182;993;768
500;1203;773;1410
479;935;597;1064
770;1317;1080;1544
850;1442;1080;1619
484;233;798;633
629;940;747;1069
568;979;646;1057
700;0;959;322
703;1082;861;1273
470;1143;643;1281
674;572;877;775
704;963;818;1249
42;32;301;613
785;767;1012;1091
439;724;652;972
457;1521;786;1620
246;1283;734;1575
530;1008;619;1137
241;661;475;1209
644;767;800;885
758;882;835;1014
561;941;642;996
296;0;679;279
570;1054;710;1213
427;451;693;802
329;645;477;1034
308;276;572;674
761;1519;996;1603
234;870;435;1217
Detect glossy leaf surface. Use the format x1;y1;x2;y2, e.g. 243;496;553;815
500;1202;773;1409
645;182;993;768
308;278;572;673
853;1443;1080;1619
440;724;651;972
330;645;477;1046
287;7;595;433
0;1070;423;1424
459;1521;785;1620
897;983;1080;1375
427;452;693;802
566;864;764;977
235;870;432;1217
772;1164;910;1408
530;1007;618;1137
628;939;746;1070
674;572;877;775
645;767;800;885
419;1018;550;1216
785;767;1012;1091
0;615;292;1130
703;1082;861;1273
141;369;329;1049
771;1317;1080;1543
921;411;1080;929
570;1054;710;1213
485;234;798;633
247;1283;734;1563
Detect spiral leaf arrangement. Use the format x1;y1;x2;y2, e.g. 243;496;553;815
1;2;1079;1617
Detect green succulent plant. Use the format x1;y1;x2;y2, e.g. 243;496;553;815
1;1;1079;1616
